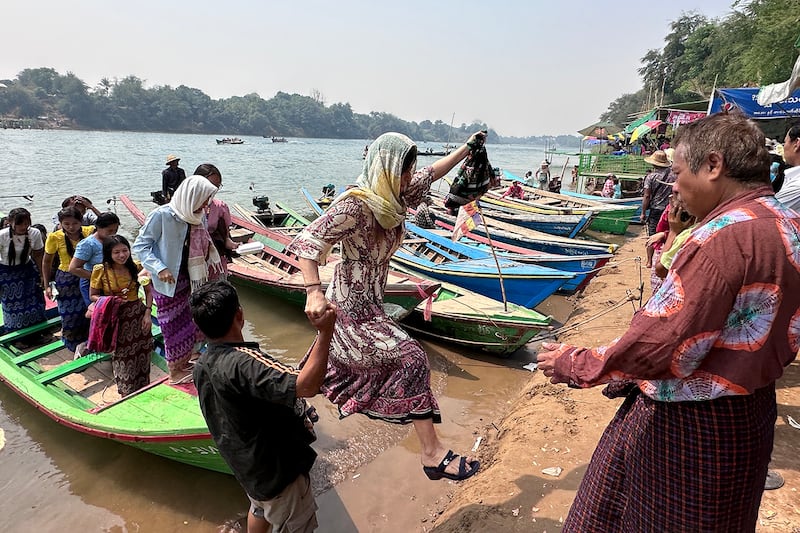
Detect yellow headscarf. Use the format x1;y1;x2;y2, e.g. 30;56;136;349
335;132;415;229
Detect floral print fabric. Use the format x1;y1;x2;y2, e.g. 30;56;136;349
288;167;442;423
552;186;800;401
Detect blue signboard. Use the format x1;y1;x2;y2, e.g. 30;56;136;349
709;87;800;119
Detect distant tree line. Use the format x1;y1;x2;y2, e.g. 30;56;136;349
0;67;579;146
600;0;798;125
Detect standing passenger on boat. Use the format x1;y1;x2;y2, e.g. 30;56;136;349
88;235;153;396
289;132;483;482
194;163;238;274
535;161;550;190
162;154;187;203
41;206;93;356
68;212;121;306
133;176;224;384
0;208;47;332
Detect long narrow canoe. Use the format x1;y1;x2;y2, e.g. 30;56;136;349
393;223;574;309
481;187;637;235
427;203;618;257
0;312;231;473
407;208;614;294
121;196;438;315
558;189;643;222
395;272;552;356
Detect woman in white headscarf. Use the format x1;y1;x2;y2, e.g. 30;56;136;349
133;175;224;384
288;132;484;481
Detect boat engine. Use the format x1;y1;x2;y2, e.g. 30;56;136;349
252;195;272;213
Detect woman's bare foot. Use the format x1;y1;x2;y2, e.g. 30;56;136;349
168;369;193;385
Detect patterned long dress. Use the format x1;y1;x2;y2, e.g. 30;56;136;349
288;167;440;424
89;262;153;396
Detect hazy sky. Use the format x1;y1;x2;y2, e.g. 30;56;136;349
3;1;736;137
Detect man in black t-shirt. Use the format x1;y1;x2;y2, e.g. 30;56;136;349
191;281;336;533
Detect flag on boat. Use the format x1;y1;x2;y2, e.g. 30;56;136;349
757;54;800;106
452;201;481;241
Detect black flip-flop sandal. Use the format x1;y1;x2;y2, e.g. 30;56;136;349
423;450;480;481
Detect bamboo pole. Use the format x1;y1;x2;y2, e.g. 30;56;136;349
475;203;508;312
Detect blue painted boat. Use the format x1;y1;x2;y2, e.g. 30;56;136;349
470;204;594;237
394;223;574;308
426;203;618;258
407;212;614;294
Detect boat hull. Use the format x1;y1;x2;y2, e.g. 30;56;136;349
0;318;231;474
483;190;636;235
401;311;541;355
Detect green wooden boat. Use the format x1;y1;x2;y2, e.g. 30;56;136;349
0;314;231;474
398;276;552;356
483;187;638;235
121;195;438;317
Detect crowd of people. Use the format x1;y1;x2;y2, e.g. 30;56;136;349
1;114;799;531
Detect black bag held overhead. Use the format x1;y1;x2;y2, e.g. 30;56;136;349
443;131;499;214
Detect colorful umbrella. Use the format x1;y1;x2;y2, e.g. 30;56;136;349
630;120;663;143
577;121;622;137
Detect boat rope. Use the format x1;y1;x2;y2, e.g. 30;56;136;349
527;256;645;342
528;289;642;343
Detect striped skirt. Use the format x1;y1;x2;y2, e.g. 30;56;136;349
55;269;89;352
0;262;47;332
112;300;153;396
152;272;201;370
563;386;775;532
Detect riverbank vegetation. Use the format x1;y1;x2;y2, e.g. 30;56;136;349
601;0;799;125
0;68;578;147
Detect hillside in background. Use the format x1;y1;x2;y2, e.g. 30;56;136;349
0;68;579;147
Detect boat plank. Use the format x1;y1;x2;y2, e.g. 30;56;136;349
37;352;113;384
11;340;64;365
0;317;61;344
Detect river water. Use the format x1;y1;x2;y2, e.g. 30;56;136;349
0;130;579;532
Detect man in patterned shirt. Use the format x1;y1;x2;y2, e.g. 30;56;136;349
538;111;800;532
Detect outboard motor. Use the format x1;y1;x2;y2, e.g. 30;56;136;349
252;195;272;213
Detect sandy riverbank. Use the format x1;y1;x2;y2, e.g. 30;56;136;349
427;229;800;533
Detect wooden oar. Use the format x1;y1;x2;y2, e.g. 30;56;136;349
559;157;570;181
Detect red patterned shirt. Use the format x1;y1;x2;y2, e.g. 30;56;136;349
552;186;800;401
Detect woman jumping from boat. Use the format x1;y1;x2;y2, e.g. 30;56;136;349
0;208;47;332
288;132;484;482
133;175;224;384
88;235;153;396
41;206;94;356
